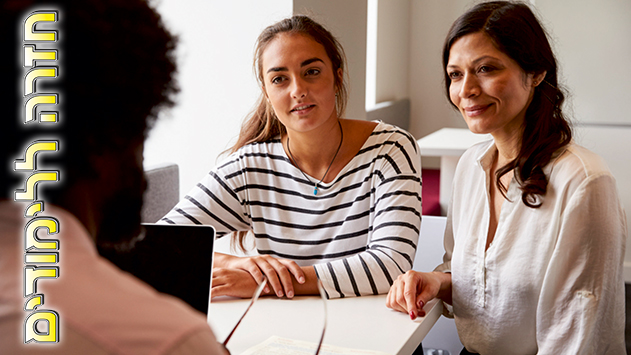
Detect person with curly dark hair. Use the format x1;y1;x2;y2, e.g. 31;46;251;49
386;2;626;354
0;0;226;353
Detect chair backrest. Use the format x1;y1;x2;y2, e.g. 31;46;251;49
413;215;447;272
366;99;410;130
141;163;180;223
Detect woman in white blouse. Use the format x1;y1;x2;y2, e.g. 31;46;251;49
386;2;626;354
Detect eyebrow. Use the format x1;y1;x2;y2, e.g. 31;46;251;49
266;57;325;74
447;55;500;69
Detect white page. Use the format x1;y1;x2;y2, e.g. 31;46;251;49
240;335;392;355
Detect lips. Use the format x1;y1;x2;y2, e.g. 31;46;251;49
464;104;492;117
290;104;315;113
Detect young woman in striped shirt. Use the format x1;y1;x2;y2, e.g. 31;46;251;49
161;16;422;300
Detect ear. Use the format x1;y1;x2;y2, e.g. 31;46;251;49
533;71;547;87
262;85;274;105
334;67;344;95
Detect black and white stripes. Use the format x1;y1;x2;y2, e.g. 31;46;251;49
160;121;422;298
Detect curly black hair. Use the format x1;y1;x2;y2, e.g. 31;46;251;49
0;0;178;201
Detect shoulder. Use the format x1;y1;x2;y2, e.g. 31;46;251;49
73;263;212;353
54;251;212;353
552;143;612;178
2;205;216;354
543;142;623;213
548;142;615;188
368;121;419;154
225;137;283;160
215;138;285;173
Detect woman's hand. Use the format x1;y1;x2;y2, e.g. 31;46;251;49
386;270;452;320
215;254;305;298
211;268;272;299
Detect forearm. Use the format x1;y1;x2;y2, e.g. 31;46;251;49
235;265;318;298
291;266;319;295
213;252;235;269
432;271;452;305
213;253;318;298
256;266;317;297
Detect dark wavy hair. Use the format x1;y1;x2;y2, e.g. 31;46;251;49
0;0;178;202
443;1;572;208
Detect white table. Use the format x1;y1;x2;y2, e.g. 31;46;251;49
208;295;442;355
417;128;492;215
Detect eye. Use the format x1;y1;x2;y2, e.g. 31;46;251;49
448;71;462;80
270;76;286;85
478;65;495;73
305;68;321;76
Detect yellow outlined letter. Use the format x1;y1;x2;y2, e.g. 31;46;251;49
15;141;58;171
24;94;58;123
24;201;44;217
24;294;44;311
24;267;59;297
15;172;59;201
24;67;57;96
24;310;59;343
24;217;59;251
24;45;57;67
25;252;58;264
24;12;58;42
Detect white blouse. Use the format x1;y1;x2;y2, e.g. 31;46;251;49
437;140;626;355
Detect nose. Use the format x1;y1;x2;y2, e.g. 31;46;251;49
290;77;307;99
459;73;479;98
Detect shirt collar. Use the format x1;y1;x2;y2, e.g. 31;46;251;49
476;140;498;172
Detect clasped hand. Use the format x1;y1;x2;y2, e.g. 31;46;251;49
212;254;305;299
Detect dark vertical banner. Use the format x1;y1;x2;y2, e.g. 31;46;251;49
15;9;62;344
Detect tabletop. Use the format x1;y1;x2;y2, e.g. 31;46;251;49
208;294;443;355
417;128;491;157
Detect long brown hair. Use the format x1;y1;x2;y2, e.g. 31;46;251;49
443;1;572;208
229;15;349;251
230;15;348;154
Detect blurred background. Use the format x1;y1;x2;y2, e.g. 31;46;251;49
141;2;631;353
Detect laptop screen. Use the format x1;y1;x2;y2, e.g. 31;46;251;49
99;223;216;314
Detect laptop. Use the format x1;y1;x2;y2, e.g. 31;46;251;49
99;223;216;314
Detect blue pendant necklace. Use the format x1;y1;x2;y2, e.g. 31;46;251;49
286;120;343;195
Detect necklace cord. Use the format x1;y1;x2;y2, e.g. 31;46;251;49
286;120;343;195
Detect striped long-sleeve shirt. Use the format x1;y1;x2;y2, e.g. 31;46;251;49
161;121;422;298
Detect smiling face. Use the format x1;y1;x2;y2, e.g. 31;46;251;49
447;32;542;140
261;32;341;135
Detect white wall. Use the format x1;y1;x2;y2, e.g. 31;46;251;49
537;0;631;125
145;0;367;198
374;0;410;104
407;0;470;168
293;0;367;120
366;0;377;109
145;0;292;197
